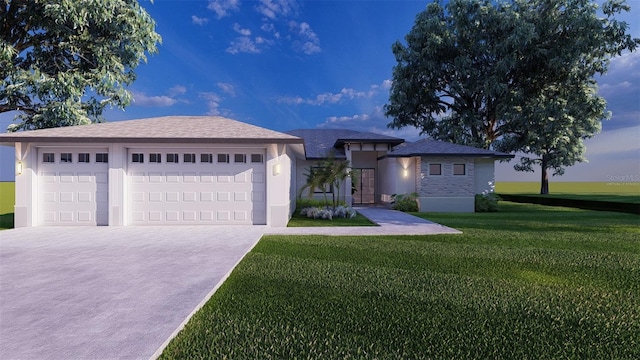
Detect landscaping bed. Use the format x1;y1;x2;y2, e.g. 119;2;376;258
160;202;639;359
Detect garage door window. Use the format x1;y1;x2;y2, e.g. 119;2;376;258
61;153;73;163
167;153;179;163
184;153;196;163
96;153;109;163
218;154;229;163
234;154;246;163
132;153;144;163
251;154;263;163
79;153;90;163
43;153;55;163
150;153;162;163
201;154;213;163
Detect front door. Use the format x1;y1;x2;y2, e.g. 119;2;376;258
352;168;375;204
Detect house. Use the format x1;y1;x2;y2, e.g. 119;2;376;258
0;116;513;227
288;129;514;212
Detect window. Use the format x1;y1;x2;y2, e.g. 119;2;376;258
453;163;466;175
251;154;263;163
234;154;246;163
217;154;229;163
96;153;109;163
78;153;90;163
184;153;196;163
43;153;55;163
60;153;73;163
429;163;441;176
201;154;213;163
132;153;144;163
167;153;179;163
150;153;162;163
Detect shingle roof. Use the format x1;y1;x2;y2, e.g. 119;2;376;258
0;116;303;144
387;138;514;158
286;129;404;159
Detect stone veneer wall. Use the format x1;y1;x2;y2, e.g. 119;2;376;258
418;157;475;197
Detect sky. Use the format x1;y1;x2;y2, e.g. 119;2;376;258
1;0;639;184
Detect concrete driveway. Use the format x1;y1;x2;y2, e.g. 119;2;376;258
0;226;264;360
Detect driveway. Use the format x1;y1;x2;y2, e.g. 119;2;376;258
0;226;264;360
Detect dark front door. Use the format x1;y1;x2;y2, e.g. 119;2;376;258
352;168;375;204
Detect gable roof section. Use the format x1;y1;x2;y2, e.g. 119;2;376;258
0;116;303;145
286;129;404;159
387;138;514;159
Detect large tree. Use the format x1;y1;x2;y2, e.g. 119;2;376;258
385;0;639;193
1;0;161;131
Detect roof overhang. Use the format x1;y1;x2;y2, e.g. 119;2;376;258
0;136;303;146
383;153;515;159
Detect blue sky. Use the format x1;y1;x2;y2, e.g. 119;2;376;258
1;0;639;183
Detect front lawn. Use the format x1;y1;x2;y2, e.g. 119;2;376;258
160;202;639;359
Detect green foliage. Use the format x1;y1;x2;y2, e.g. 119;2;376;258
288;211;376;227
475;193;500;212
299;151;351;208
0;213;14;229
391;192;419;212
385;0;640;191
160;203;639;359
1;0;161;131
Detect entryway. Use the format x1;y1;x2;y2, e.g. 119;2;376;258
352;168;375;204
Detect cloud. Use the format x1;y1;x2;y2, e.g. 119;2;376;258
261;23;280;39
257;0;297;20
316;105;423;141
168;85;187;96
226;37;261;54
320;114;371;127
191;15;209;25
207;0;240;19
131;91;178;107
289;21;321;54
233;23;251;36
277;80;393;105
217;82;236;96
199;92;223;115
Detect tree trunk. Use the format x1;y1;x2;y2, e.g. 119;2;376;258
540;157;549;194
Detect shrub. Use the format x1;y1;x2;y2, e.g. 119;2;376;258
475;193;501;212
391;192;419;212
299;206;357;220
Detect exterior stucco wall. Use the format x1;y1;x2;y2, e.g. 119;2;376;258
379;157;417;204
266;143;293;227
13;142;37;227
474;158;495;194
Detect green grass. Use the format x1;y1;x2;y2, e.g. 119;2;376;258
0;182;15;215
160;202;640;359
497;181;640;203
287;210;376;227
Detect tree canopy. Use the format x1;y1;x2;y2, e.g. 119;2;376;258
385;0;639;193
1;0;161;131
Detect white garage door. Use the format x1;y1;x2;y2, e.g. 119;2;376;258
128;149;266;225
38;148;109;225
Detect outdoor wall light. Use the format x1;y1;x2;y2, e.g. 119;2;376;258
403;169;409;178
16;161;23;175
273;163;281;176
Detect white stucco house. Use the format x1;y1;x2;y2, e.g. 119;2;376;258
0;116;513;227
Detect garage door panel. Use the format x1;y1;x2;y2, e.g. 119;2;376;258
39;149;109;226
128;148;266;225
